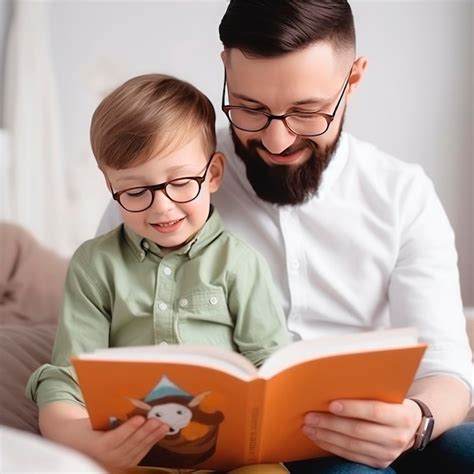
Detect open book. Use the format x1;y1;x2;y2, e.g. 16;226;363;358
71;327;426;470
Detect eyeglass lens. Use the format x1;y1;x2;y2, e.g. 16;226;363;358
119;178;201;212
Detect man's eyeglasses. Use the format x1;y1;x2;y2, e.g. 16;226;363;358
110;155;214;213
221;66;353;137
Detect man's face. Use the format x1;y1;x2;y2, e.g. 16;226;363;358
223;43;358;205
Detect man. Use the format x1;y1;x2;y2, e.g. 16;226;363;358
98;1;473;472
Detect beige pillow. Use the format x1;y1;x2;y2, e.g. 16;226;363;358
0;223;68;432
0;323;57;432
0;222;68;324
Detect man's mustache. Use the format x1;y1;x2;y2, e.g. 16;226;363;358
251;139;319;160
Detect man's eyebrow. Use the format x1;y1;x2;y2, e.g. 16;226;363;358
231;92;331;108
231;92;266;106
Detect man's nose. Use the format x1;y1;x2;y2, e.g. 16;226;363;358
261;118;297;155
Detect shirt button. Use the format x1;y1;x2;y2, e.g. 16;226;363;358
158;302;167;311
179;298;188;307
142;241;150;250
291;259;300;270
163;267;172;276
209;297;218;305
139;251;146;259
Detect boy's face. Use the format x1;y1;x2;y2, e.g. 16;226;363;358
103;135;224;251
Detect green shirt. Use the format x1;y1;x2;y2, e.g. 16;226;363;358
27;208;289;407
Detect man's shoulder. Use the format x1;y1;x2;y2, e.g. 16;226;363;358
345;133;430;190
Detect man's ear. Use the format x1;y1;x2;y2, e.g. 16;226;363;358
208;152;225;193
346;56;368;102
220;50;227;65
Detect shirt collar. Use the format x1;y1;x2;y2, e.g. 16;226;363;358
315;131;349;201
123;206;224;261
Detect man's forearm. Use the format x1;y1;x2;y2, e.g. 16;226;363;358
408;374;471;438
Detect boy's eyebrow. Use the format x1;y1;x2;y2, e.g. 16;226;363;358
115;165;201;185
115;175;145;184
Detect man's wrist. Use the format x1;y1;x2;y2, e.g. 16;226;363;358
408;398;435;451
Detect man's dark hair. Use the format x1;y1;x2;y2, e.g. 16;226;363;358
219;0;355;57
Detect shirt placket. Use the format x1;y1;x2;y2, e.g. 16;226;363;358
279;207;307;330
153;256;179;344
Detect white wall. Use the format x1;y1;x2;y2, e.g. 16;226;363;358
21;1;474;304
0;0;12;126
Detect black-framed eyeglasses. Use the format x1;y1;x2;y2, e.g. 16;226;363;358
110;155;215;213
221;66;353;137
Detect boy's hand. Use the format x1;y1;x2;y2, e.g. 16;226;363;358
302;398;421;469
39;403;170;470
85;415;170;469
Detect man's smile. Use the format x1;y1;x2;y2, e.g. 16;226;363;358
257;147;310;166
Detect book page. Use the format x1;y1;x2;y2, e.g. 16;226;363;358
77;344;258;381
259;327;419;379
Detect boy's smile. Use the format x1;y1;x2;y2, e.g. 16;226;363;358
103;134;224;251
151;217;186;234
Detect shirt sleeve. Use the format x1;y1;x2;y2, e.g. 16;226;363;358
26;246;111;407
226;244;290;367
388;167;473;394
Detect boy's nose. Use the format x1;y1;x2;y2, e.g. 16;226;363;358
149;189;176;214
261;119;297;155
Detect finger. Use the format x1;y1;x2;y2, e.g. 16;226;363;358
104;415;147;448
309;437;393;470
128;425;169;465
106;418;168;467
130;424;169;463
127;420;170;456
121;417;167;448
327;400;407;426
304;412;391;446
303;424;402;462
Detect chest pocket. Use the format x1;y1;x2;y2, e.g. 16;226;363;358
176;288;236;349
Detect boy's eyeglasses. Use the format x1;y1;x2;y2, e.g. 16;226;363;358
221;66;353;137
110;155;214;213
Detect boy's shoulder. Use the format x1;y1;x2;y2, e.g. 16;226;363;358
209;211;267;266
71;224;125;263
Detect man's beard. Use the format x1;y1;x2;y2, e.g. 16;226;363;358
230;116;344;205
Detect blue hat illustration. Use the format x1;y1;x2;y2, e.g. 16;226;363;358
144;376;192;403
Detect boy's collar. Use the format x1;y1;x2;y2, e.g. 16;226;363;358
123;206;224;261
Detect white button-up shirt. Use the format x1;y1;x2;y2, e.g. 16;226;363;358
97;129;473;392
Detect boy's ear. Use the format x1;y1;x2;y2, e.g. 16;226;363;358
101;169;113;194
208;152;225;193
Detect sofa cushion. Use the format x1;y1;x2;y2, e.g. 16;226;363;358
0;322;57;433
0;222;68;324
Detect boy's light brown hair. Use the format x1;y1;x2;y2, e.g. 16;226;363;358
90;74;216;169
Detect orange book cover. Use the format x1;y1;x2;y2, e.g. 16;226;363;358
71;328;426;471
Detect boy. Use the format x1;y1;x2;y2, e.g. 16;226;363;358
27;74;289;470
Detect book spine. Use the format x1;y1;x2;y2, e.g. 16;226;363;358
244;378;265;464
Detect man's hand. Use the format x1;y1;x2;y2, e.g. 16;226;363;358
302;399;422;468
